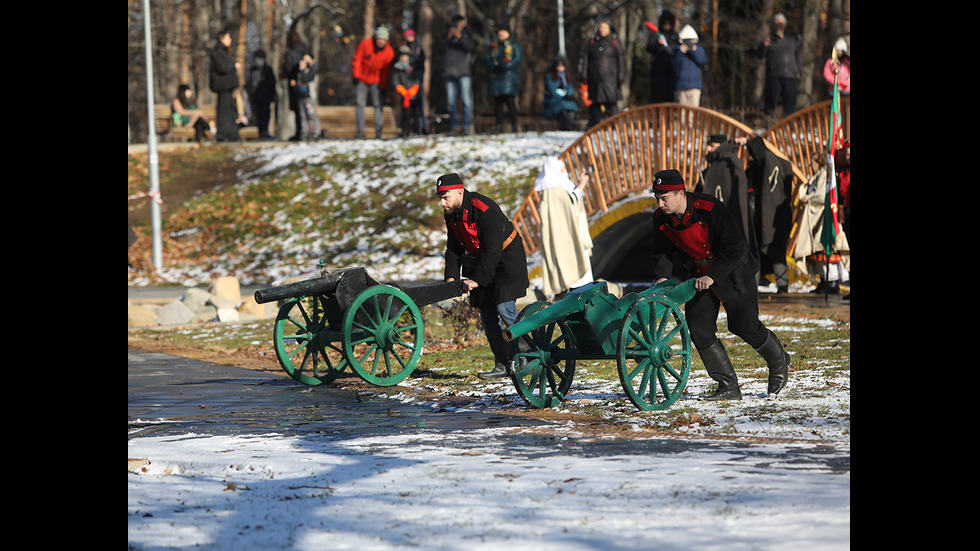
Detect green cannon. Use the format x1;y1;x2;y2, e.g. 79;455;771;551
254;266;465;387
502;278;698;411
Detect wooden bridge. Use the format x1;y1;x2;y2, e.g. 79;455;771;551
510;98;850;287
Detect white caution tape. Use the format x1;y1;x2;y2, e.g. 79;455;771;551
128;190;162;204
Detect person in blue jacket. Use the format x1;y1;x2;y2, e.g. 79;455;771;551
671;25;707;106
543;57;578;130
485;24;523;133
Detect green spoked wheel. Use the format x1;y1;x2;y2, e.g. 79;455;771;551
617;295;692;411
341;285;424;386
273;295;349;385
511;302;576;409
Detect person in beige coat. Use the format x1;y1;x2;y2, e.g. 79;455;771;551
534;157;594;298
793;158;849;293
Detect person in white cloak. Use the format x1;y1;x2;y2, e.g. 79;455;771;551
534;157;595;298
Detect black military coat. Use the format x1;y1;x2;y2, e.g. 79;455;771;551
444;190;529;309
652;192;759;303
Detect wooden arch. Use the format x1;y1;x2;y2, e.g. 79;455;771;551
511;103;807;258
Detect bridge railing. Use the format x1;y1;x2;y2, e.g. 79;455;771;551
512;103;805;257
761;96;850;183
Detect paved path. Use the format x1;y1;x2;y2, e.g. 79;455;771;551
128;349;550;440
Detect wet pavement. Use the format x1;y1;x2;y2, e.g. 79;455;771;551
128;348;849;474
128;348;551;441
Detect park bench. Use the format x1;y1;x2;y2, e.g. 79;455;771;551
153;104;259;142
315;105;397;138
471;114;560;133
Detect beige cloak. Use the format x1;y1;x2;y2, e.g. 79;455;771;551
793;165;850;273
535;157;594;296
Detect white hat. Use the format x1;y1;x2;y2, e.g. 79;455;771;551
834;37;847;53
678;25;698;42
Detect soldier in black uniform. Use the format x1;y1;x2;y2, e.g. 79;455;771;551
651;169;790;400
437;173;530;379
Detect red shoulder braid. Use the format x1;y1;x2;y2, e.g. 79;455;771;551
470;197;490;212
692;199;716;212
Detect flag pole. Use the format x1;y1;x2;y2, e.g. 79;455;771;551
825;47;840;302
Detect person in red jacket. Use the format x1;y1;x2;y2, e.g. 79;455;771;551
351;26;394;138
437;173;529;379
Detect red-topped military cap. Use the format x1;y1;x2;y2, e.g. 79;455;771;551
652;169;685;193
436;173;464;195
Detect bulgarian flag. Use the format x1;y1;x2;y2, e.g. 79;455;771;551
821;48;844;259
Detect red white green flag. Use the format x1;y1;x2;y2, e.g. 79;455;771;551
821;49;844;258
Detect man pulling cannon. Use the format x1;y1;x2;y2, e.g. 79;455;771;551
437;173;529;380
650;169;790;400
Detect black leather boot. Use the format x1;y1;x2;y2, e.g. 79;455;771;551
698;341;742;401
755;330;790;395
477;362;510;380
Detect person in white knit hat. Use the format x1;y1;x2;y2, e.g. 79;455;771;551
823;36;850;97
671;24;707;106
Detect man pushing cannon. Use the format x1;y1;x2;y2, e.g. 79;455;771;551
436;173;529;380
650;169;791;400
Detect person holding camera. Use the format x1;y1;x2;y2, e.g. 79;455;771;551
438;15;476;135
484;24;523;133
755;13;801;116
670;25;707;107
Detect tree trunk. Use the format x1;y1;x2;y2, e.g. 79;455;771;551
797;0;821;109
750;0;774;108
363;0;375;39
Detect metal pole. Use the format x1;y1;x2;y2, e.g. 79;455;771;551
143;0;163;270
557;0;566;56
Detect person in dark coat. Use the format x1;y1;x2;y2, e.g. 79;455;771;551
580;19;625;128
246;49;277;139
402;29;428;133
645;10;679;104
741;136;795;293
755;13;801;116
650;169;791;400
280;31;311;141
437;173;529;380
392;45;423;137
543;57;578;130
437;15;476;135
698;134;753;246
209;29;241;142
484;25;523;133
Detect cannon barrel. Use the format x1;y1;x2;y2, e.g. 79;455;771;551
503;282;606;342
254;267;377;304
398;279;467;308
254;276;335;304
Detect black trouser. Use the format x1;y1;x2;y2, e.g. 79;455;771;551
557;110;575;130
215;90;240;141
400;100;423;136
493;95;518;130
685;272;770;353
251;98;272;137
587;102;617;128
764;77;797;115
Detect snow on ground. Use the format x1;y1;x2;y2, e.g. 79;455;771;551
130;132;580;287
129;426;848;551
